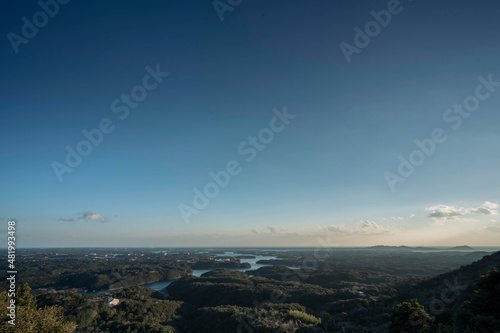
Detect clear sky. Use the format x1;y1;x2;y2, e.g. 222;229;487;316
1;0;500;247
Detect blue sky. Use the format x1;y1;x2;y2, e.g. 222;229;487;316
1;0;500;247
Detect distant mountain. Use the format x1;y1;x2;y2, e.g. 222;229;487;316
449;245;475;250
370;245;440;251
415;246;440;250
370;245;480;251
370;245;412;250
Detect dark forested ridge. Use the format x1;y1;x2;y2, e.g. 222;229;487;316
0;247;499;332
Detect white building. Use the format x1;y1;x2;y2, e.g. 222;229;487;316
107;297;120;307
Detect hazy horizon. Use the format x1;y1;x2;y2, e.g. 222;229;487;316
14;245;500;250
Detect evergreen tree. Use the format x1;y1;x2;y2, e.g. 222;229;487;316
454;268;500;332
0;283;76;333
389;299;433;333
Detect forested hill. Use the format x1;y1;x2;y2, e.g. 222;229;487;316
1;249;498;332
398;250;500;302
391;250;500;332
421;250;500;289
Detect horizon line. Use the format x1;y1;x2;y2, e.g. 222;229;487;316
10;245;500;250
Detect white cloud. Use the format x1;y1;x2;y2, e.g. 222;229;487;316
79;211;107;222
328;221;390;235
266;225;287;234
425;205;465;219
486;226;500;233
483;201;498;210
327;225;352;234
425;201;498;223
360;220;381;230
469;207;493;215
471;201;498;215
59;212;107;223
249;225;301;236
